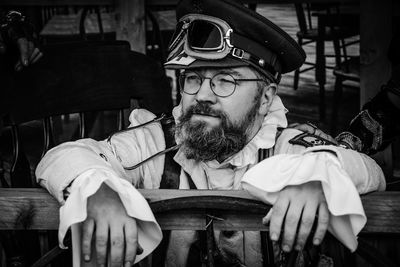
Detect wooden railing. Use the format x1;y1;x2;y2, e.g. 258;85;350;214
1;188;400;267
0;188;399;233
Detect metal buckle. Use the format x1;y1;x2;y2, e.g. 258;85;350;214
231;48;244;59
224;29;234;48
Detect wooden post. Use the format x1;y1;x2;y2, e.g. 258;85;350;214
115;0;146;53
360;0;392;105
360;0;393;176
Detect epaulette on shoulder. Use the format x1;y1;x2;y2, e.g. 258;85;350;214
288;132;337;148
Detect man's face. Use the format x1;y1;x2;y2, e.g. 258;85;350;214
176;66;267;162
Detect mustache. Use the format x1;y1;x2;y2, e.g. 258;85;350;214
183;102;225;119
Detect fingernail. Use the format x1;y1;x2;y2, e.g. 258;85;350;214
23;59;28;66
124;261;131;267
282;244;291;252
313;238;321;245
262;217;268;225
83;254;90;261
295;245;302;251
270;233;278;241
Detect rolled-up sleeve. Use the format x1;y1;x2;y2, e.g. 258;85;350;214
35;108;166;202
274;128;386;194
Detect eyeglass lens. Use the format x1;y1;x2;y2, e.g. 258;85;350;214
179;72;236;97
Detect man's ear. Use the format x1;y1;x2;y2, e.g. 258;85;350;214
259;83;277;116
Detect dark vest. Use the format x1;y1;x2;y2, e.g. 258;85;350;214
154;119;274;266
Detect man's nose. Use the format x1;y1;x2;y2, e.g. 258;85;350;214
195;78;217;103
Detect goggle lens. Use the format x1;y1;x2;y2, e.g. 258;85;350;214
188;21;224;51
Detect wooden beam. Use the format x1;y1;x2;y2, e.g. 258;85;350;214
0;0;359;6
0;189;399;234
145;0;359;5
0;0;114;5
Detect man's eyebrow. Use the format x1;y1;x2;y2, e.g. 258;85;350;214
222;69;244;78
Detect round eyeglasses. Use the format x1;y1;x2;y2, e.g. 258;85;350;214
179;71;266;97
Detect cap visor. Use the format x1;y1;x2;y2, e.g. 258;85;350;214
164;54;248;70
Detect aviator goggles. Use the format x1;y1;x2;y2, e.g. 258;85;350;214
167;14;281;82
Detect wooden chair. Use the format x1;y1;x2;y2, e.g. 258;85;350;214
40;6;116;44
0;40;172;266
293;3;359;120
330;56;360;135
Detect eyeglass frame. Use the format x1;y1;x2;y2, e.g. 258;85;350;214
179;71;268;98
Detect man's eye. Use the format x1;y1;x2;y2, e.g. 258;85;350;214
186;75;200;82
220;78;236;84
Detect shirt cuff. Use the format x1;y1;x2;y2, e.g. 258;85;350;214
58;168;162;264
241;152;366;252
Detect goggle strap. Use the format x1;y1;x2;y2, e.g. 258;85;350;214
230;48;280;82
230;32;281;82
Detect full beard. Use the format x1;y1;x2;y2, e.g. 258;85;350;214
175;101;260;162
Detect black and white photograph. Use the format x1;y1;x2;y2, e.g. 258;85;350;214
0;0;399;266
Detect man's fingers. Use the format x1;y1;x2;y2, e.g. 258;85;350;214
17;38;29;66
295;203;317;251
313;128;338;144
14;47;42;71
289;123;338;144
0;36;5;54
313;201;330;246
124;220;138;267
15;61;22;71
282;203;302;252
290;123;315;133
287;122;300;128
28;40;34;56
82;219;95;261
269;197;289;242
29;47;40;61
110;224;125;267
95;222;109;267
31;49;43;64
262;208;273;225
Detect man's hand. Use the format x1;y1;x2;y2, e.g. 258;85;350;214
263;181;330;252
289;123;338;145
0;11;43;71
13;37;42;71
82;183;142;267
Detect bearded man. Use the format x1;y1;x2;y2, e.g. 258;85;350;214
36;0;385;266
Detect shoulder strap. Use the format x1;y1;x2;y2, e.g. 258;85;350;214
160;118;181;189
257;127;284;162
258;148;271;161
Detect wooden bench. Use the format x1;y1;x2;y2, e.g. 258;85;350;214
0;188;399;266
